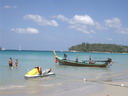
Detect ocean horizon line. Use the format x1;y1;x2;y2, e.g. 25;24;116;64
1;49;128;54
0;49;68;52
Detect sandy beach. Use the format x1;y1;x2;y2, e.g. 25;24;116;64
90;82;128;96
1;81;128;96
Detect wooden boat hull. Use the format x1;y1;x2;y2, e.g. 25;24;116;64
57;58;109;67
53;50;112;68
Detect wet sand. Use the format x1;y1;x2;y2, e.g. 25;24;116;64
90;82;128;96
0;81;128;96
0;80;100;96
1;78;128;96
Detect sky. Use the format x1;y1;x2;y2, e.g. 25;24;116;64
0;0;128;51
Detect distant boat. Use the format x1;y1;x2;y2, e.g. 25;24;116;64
19;44;21;51
53;50;112;67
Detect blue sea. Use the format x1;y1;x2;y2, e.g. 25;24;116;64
0;50;128;96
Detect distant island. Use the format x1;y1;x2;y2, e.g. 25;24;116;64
68;43;128;53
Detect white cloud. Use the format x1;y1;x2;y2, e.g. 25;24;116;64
118;28;128;34
70;24;95;34
70;15;94;25
104;18;121;29
55;14;97;34
3;5;17;9
24;14;58;27
104;18;128;34
53;15;68;22
11;28;39;34
55;14;95;25
55;14;128;35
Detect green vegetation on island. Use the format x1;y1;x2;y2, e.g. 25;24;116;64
69;43;128;53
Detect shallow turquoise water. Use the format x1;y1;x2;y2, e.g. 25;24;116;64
0;50;128;95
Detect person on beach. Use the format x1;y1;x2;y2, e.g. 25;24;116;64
14;59;18;67
8;57;13;67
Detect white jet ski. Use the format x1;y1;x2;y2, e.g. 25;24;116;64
24;67;55;78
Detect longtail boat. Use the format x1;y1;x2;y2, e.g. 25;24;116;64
53;50;112;67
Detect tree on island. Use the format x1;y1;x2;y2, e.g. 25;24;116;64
68;43;128;53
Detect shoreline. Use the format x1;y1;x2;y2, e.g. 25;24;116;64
90;81;128;96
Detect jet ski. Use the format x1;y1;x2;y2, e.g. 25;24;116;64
24;67;55;78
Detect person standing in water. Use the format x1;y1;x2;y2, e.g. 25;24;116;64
8;57;13;67
14;59;18;67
